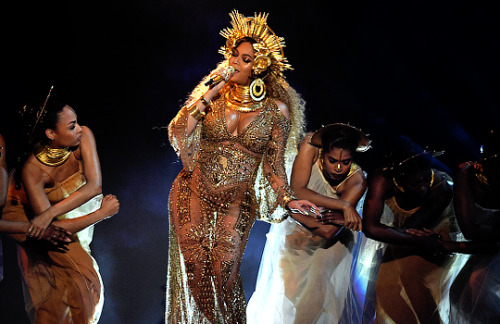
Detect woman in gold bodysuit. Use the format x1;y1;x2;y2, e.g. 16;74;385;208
166;10;316;323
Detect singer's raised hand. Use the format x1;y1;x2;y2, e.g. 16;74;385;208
186;65;234;134
205;66;235;87
204;78;226;100
204;66;235;97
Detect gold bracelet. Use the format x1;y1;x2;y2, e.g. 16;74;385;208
188;104;206;121
200;96;212;107
282;194;297;208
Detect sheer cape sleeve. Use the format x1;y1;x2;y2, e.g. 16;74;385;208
254;80;306;223
168;105;203;172
254;105;296;223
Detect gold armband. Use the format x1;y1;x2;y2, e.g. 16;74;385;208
188;104;206;121
200;96;212;108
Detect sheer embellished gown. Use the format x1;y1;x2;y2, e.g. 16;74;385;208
166;94;295;323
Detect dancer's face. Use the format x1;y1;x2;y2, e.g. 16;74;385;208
46;106;83;148
397;166;433;197
229;41;255;86
322;147;353;181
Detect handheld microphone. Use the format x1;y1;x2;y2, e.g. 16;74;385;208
204;66;235;87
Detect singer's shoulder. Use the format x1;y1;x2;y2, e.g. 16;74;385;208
274;99;290;120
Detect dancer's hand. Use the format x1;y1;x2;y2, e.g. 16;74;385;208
28;213;55;239
318;210;345;227
99;194;120;220
341;204;362;231
41;225;73;245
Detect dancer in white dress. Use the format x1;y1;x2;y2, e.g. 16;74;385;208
247;123;371;324
448;130;500;323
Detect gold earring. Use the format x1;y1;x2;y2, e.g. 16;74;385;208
250;78;266;101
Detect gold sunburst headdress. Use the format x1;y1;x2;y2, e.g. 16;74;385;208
219;10;292;78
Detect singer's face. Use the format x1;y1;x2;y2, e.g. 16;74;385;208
229;41;255;86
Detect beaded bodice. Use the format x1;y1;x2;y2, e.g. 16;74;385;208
201;97;276;153
198;97;287;189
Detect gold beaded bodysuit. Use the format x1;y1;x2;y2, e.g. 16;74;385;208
167;93;294;323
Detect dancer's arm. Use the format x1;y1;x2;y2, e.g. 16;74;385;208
25;127;102;237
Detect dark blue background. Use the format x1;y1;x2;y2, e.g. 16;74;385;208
1;1;499;323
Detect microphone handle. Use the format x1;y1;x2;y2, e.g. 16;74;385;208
204;74;224;87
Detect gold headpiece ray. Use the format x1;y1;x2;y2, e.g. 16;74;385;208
219;10;292;78
19;85;54;143
32;85;54;135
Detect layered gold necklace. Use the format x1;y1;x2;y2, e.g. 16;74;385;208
225;84;263;112
34;142;71;166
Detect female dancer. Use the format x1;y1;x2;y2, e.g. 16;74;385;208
247;123;370;324
1;133;70;242
2;99;119;323
449;130;500;323
166;10;316;323
362;138;459;324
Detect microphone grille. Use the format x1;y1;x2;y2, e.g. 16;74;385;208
224;66;235;81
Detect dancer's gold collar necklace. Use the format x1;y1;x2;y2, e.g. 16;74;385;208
34;143;71;166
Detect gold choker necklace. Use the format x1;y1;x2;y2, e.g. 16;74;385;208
34;143;71;166
226;85;262;112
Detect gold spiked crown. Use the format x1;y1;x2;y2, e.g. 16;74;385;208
219;10;292;78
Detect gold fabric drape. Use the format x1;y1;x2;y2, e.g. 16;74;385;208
2;162;103;324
